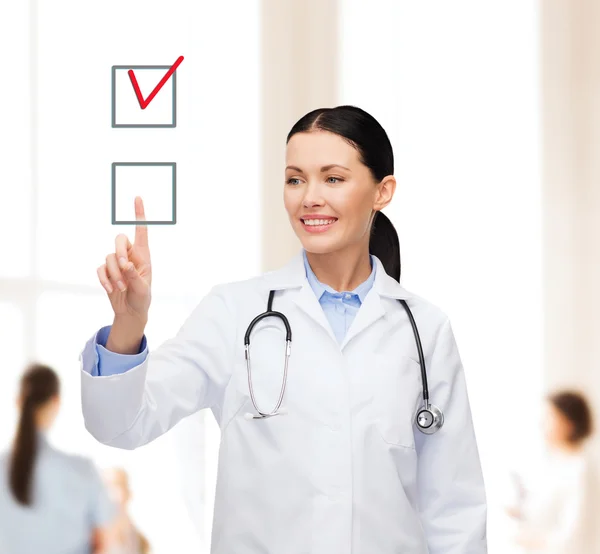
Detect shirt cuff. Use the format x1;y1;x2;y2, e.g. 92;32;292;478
82;325;148;377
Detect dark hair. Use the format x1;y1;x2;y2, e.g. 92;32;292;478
9;363;60;506
548;390;594;445
286;105;401;281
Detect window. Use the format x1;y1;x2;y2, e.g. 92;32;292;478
338;2;542;550
1;1;261;552
0;1;32;278
35;0;261;294
0;303;25;448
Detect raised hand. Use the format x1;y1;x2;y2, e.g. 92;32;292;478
97;196;152;324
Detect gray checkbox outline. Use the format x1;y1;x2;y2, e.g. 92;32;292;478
111;65;177;128
111;162;177;225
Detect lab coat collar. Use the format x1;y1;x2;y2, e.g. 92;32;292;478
302;248;376;303
263;249;413;300
262;250;413;348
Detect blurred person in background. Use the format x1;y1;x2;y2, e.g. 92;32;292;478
507;390;599;553
102;467;151;554
0;363;115;554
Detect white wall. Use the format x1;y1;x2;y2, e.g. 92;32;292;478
541;0;600;452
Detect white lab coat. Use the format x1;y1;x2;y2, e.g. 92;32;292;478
80;251;487;554
514;447;600;553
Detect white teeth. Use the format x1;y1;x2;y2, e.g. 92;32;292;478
303;219;336;226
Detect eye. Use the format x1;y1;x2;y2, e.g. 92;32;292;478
327;176;344;184
286;178;301;185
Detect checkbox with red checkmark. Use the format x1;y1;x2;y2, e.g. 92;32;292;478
111;56;183;128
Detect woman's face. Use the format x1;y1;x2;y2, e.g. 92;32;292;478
543;403;573;446
284;130;394;255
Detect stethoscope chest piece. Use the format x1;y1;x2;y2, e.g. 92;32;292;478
415;404;444;435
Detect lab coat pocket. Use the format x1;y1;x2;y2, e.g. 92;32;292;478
373;353;422;449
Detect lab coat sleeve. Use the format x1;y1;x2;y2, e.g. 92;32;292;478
80;284;236;449
415;317;487;554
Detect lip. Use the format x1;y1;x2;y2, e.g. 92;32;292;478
300;214;338;221
300;215;338;234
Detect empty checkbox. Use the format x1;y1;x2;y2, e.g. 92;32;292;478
111;162;176;225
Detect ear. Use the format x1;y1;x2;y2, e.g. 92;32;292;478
373;175;396;211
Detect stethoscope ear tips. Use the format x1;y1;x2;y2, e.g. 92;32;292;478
415;404;444;435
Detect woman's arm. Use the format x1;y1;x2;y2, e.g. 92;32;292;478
80;284;236;449
138;527;152;554
414;317;487;554
91;527;108;554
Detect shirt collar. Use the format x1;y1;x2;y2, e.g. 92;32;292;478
302;249;376;303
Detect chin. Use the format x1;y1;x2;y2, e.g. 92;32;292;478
299;237;340;255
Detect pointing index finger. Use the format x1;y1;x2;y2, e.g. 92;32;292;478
134;196;149;247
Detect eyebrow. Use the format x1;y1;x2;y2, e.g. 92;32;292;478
285;164;351;173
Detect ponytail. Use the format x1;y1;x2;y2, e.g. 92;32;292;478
9;363;59;506
9;396;38;505
369;211;401;282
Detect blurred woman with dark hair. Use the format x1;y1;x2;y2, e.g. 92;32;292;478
0;363;115;554
507;389;599;553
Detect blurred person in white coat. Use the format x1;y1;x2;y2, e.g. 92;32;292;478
507;390;599;553
0;363;115;554
80;105;487;553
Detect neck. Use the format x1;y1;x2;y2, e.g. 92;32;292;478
305;244;372;292
551;440;583;455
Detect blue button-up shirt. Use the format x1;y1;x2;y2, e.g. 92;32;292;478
302;249;375;344
0;433;115;554
89;250;376;376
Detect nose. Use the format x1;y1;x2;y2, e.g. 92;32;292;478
302;181;325;208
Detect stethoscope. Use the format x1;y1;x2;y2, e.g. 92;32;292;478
243;289;444;435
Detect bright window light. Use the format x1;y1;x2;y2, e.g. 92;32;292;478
1;1;261;553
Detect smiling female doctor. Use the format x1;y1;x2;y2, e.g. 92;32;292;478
80;105;487;553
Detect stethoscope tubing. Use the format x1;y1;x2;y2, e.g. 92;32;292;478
398;299;430;407
244;290;441;432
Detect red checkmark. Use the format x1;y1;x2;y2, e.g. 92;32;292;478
128;55;184;110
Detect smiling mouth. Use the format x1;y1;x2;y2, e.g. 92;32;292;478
301;217;337;225
300;217;338;232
